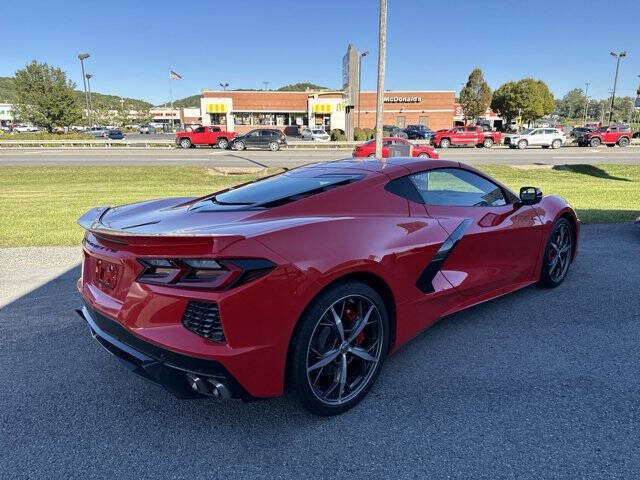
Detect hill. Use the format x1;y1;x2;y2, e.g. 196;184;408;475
277;82;330;91
0;76;152;110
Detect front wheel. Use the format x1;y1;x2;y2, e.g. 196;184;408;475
483;138;494;148
518;139;528;149
233;141;245;151
217;138;229;149
417;152;429;158
179;138;192;149
288;281;389;416
589;137;601;147
439;138;450;148
540;217;574;288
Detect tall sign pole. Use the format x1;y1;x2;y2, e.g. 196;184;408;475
374;0;387;158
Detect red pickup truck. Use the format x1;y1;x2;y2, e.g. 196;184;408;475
576;125;631;147
175;126;236;149
430;126;501;148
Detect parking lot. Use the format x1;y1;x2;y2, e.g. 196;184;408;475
1;223;638;479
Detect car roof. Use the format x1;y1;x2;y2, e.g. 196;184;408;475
301;157;460;175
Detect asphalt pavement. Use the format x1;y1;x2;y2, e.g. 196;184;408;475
1;223;639;479
1;145;640;168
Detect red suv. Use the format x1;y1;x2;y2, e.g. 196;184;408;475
353;137;438;159
576;125;631;147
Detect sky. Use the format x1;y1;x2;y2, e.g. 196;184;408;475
2;0;640;105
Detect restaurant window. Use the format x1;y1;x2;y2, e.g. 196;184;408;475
234;113;253;125
419;116;429;126
396;116;406;128
209;113;225;125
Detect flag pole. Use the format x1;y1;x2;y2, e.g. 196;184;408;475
168;68;174;132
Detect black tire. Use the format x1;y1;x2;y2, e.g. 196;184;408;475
483;137;494;148
233;140;245;151
268;141;280;151
179;138;192;149
540;217;574;288
439;138;450;148
217;137;229;149
551;139;562;149
589;137;601;147
288;280;390;416
618;137;630;148
518;139;528;149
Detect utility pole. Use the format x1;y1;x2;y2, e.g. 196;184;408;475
77;53;90;125
583;82;590;123
85;73;93;126
608;51;627;125
358;50;369;129
374;0;387;158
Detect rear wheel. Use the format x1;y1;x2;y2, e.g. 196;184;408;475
268;141;280;151
618;137;630;147
368;153;376;158
217;137;229;149
518;139;528;149
589;137;601;147
540;217;574;288
551;139;562;149
483;137;494;148
439;138;450;148
289;281;389;416
179;138;192;149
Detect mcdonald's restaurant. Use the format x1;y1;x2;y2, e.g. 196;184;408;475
200;90;455;135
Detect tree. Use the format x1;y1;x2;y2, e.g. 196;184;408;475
459;68;492;122
277;82;329;92
490;82;520;124
12;61;82;131
491;78;555;125
557;88;587;119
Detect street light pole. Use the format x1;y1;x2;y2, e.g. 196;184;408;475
374;0;387;159
583;82;590;123
219;83;229;91
608;51;627;126
77;53;90;125
357;50;369;129
85;74;93;126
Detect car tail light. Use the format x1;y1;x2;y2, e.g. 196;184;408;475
137;258;276;290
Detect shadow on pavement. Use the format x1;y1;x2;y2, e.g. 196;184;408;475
1;223;639;478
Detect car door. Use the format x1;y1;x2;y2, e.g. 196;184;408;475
604;127;617;143
410;167;543;299
245;130;261;147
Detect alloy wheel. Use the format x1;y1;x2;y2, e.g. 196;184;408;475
547;223;572;283
306;295;384;406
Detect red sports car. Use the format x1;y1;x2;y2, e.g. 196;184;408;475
353;137;438;159
76;158;578;415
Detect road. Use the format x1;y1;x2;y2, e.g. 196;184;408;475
0;146;639;168
1;223;639;479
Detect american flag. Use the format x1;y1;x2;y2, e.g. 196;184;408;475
169;70;182;80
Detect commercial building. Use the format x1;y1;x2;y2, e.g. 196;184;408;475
150;107;201;127
200;90;455;134
0;103;15;127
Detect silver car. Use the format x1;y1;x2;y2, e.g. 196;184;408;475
301;127;331;142
505;128;566;149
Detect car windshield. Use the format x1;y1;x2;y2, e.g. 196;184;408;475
312;130;325;134
597;127;608;132
209;172;363;208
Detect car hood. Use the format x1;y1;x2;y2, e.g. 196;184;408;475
78;197;346;239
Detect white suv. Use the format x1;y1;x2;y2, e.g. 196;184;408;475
505;128;566;149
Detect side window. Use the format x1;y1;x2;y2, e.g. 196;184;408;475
195;127;205;133
249;130;260;137
410;168;507;207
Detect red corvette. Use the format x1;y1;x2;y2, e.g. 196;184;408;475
353;137;438;159
76;158;578;415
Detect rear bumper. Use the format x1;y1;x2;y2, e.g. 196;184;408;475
76;303;254;400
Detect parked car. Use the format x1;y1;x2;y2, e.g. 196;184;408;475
228;129;287;151
504;128;566;149
301;128;331;142
352;137;438;159
14;124;39;133
404;124;434;140
570;127;596;138
104;129;125;140
576;125;632;147
139;124;156;134
76;157;579;415
175;126;236;149
430;126;501;148
382;125;409;139
89;126;109;138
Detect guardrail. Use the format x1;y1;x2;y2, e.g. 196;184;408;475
0;138;638;149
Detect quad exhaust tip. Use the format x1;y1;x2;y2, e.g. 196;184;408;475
186;374;231;400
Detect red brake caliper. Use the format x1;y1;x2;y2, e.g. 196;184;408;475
344;307;365;345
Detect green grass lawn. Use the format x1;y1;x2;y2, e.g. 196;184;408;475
0;164;638;247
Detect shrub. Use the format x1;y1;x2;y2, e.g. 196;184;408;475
330;129;345;141
354;127;374;141
0;132;93;140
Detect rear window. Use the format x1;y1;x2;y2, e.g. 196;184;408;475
204;172;364;209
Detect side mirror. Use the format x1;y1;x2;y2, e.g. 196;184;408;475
519;186;543;205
